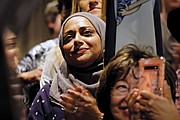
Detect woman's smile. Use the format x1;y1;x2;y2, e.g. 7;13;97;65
72;47;88;54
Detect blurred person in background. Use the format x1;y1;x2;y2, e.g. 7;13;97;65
16;0;72;111
160;0;180;66
2;24;27;120
0;0;24;119
161;3;180;113
44;1;64;38
0;0;53;119
2;25;19;73
71;0;102;19
167;7;180;113
0;35;13;119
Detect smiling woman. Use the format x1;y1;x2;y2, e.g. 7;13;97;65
62;16;102;67
97;44;178;120
2;26;19;72
29;12;105;120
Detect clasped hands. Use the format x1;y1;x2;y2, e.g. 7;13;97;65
60;83;103;120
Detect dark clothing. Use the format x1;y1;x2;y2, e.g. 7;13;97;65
29;83;65;120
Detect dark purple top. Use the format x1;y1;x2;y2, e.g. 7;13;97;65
28;83;65;120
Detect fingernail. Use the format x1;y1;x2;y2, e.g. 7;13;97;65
141;90;147;93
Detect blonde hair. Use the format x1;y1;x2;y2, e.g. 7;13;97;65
71;0;80;14
71;0;106;21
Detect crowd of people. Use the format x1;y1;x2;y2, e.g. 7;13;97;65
0;0;180;120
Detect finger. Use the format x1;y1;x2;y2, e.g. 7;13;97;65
73;82;81;88
60;94;77;113
163;80;173;101
128;91;139;108
66;89;87;105
126;89;138;103
139;104;149;112
37;67;43;71
36;76;41;81
67;89;91;104
69;75;91;95
73;82;84;93
79;88;91;96
67;89;82;98
71;84;91;96
140;90;155;100
68;89;97;108
60;93;75;104
138;99;148;106
126;90;133;102
139;99;150;112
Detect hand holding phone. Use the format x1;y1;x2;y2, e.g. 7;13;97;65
138;57;165;96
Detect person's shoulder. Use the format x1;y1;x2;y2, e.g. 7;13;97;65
39;38;59;48
29;83;65;119
37;83;51;96
29;83;51;111
27;38;58;55
29;84;51;104
47;44;61;55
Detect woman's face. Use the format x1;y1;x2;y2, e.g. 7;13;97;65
3;28;19;71
110;80;129;120
110;69;139;120
78;0;102;18
63;16;102;68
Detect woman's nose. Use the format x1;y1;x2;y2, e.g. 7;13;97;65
89;0;99;6
74;40;83;46
74;34;83;46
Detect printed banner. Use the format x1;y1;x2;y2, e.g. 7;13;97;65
104;0;162;65
116;0;156;52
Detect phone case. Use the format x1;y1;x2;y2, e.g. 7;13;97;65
138;57;165;96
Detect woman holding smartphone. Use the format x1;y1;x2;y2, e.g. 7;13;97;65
96;44;179;120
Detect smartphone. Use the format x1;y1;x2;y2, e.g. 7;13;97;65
138;57;165;96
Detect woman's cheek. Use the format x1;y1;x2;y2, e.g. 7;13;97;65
111;96;126;106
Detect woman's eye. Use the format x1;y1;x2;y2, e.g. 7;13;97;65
117;85;128;89
83;29;93;36
5;42;16;50
63;35;73;44
116;85;129;91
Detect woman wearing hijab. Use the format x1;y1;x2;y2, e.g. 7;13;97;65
29;12;105;120
40;0;104;88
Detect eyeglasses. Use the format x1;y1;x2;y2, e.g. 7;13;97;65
111;67;140;97
175;96;180;105
111;83;130;96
